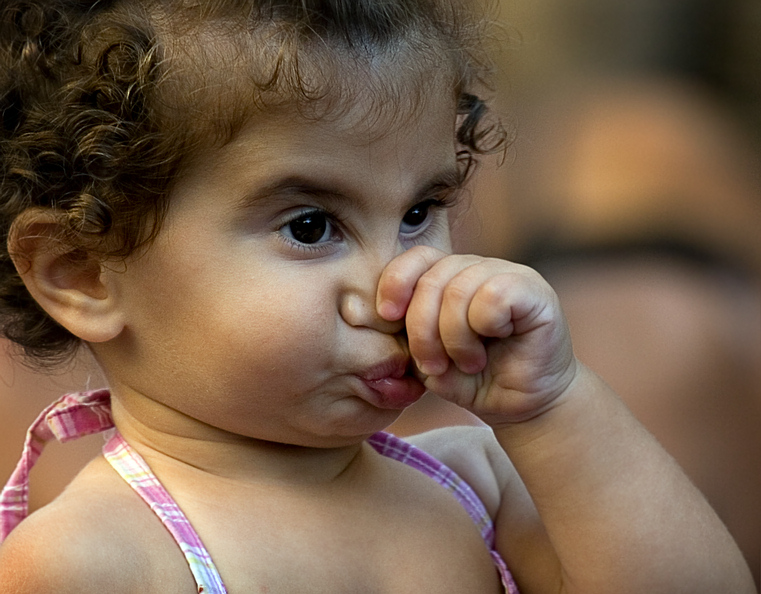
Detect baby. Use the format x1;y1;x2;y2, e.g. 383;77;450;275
0;1;754;592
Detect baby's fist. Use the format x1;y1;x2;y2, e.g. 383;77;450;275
377;246;578;425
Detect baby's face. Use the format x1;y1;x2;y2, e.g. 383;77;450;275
96;88;461;447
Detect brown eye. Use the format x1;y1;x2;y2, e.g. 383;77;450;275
400;201;434;234
286;211;331;244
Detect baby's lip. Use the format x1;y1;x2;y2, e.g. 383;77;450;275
357;356;426;410
358;355;411;382
361;375;426;410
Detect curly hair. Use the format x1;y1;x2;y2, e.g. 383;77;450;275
0;0;506;366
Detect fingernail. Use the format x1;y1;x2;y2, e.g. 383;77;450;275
459;360;485;375
416;359;448;377
377;300;399;320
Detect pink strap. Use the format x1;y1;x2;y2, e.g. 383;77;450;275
0;390;113;541
102;432;227;593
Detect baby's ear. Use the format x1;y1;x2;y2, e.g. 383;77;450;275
8;208;124;343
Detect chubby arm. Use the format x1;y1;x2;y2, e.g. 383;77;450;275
492;364;755;593
378;246;755;594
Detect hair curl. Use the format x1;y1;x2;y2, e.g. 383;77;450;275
0;0;507;366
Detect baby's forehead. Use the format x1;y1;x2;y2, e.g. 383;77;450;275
174;75;461;191
157;24;459;151
288;66;458;139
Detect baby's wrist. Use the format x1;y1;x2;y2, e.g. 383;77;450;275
474;356;581;430
488;362;620;456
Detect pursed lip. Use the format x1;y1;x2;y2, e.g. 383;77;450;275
356;356;426;410
358;355;410;382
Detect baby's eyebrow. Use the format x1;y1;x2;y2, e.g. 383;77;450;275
235;167;464;211
233;176;351;214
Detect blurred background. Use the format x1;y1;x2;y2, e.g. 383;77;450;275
0;346;104;512
2;0;760;587
401;0;761;586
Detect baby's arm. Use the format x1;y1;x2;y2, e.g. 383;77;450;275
378;246;755;594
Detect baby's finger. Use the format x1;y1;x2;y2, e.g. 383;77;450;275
405;254;483;376
376;245;448;321
438;264;496;374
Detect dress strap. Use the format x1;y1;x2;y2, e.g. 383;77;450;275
0;389;114;542
367;432;520;594
102;432;227;594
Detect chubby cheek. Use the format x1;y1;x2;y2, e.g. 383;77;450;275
117;279;332;416
190;292;335;389
205;288;331;365
131;329;331;441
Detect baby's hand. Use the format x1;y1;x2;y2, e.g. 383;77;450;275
377;246;578;426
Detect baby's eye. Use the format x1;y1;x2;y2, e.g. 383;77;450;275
400;200;436;236
282;210;334;245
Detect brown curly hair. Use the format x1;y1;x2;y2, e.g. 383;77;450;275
0;0;506;366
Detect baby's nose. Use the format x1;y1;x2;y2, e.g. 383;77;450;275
339;291;405;334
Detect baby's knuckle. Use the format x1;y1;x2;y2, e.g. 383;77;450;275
381;266;409;287
518;263;548;285
478;278;508;306
415;273;445;294
406;325;437;349
443;280;472;303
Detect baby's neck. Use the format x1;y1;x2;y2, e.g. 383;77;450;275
108;394;367;488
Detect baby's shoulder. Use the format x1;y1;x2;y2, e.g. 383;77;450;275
0;500;124;592
0;456;193;593
403;425;518;517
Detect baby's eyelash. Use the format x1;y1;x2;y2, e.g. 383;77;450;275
426;185;463;209
280;207;343;226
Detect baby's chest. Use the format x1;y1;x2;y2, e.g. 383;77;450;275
193;479;504;593
217;512;502;592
